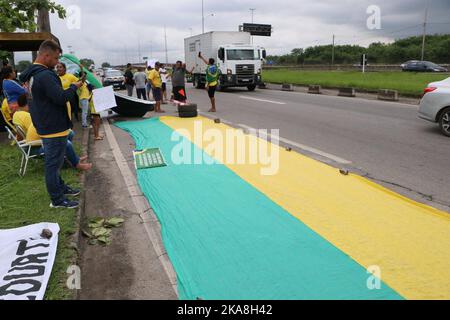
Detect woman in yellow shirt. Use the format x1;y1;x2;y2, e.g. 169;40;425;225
56;62;80;122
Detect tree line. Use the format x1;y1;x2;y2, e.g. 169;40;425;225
266;34;450;65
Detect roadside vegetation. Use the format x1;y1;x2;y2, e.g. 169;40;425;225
266;35;450;65
0;141;80;300
262;70;450;96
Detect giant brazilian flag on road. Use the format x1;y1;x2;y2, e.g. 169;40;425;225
115;116;450;300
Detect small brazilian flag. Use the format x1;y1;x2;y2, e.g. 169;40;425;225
133;148;167;170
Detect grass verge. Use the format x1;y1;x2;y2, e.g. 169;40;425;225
0;139;80;300
262;70;450;96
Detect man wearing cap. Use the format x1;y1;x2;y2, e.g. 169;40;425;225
148;62;164;113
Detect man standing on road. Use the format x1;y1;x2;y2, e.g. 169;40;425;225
148;62;165;113
133;67;148;100
20;40;84;209
159;64;168;104
171;61;194;103
124;63;135;97
145;65;153;100
198;52;220;112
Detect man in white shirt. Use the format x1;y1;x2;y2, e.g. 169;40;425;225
159;64;168;104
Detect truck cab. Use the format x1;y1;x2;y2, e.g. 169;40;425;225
215;44;266;91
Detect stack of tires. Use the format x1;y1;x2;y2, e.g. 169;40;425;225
178;103;198;118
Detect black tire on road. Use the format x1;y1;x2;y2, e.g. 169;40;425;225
438;107;450;137
179;110;198;118
247;85;257;91
178;103;197;113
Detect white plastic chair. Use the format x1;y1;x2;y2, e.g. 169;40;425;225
5;126;44;176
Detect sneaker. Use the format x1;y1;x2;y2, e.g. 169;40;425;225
50;199;79;209
64;186;81;197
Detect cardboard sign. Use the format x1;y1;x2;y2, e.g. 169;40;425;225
92;86;117;112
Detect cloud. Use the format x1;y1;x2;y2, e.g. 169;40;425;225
14;0;450;65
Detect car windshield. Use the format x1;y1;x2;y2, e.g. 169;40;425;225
227;49;260;61
106;71;123;77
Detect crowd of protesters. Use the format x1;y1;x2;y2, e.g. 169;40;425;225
0;40;102;209
122;56;221;112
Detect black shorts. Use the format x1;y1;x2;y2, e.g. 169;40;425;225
173;86;187;102
152;88;162;102
162;83;167;91
207;85;217;98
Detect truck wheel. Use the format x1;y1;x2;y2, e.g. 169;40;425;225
438;107;450;137
247;85;257;91
195;76;204;89
217;80;226;92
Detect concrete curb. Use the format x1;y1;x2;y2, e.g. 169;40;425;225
265;82;421;105
70;127;90;300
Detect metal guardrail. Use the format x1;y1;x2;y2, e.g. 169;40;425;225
263;64;450;72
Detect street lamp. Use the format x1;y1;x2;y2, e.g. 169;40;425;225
250;8;256;23
202;0;205;34
421;0;430;61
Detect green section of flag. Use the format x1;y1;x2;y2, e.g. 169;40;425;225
133;148;167;170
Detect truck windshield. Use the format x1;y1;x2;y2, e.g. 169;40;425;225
226;49;260;61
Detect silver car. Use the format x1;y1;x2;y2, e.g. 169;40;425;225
418;77;450;137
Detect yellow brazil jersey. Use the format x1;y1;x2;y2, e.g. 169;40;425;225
59;73;79;90
1;98;12;122
12;111;32;134
148;69;162;88
89;94;99;115
26;123;41;143
78;83;90;100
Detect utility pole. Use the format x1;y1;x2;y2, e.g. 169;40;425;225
250;8;256;44
164;26;169;64
138;38;142;63
150;41;153;59
202;0;205;34
331;34;335;66
421;0;430;61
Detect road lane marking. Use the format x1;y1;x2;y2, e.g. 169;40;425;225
239;95;287;105
238;123;352;165
197;111;352;165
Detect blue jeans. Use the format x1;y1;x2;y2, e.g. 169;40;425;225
80;99;89;127
41;135;71;203
34;139;79;168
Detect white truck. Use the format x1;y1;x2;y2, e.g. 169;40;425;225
185;31;266;91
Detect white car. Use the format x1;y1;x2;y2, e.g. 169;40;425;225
418;77;450;137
